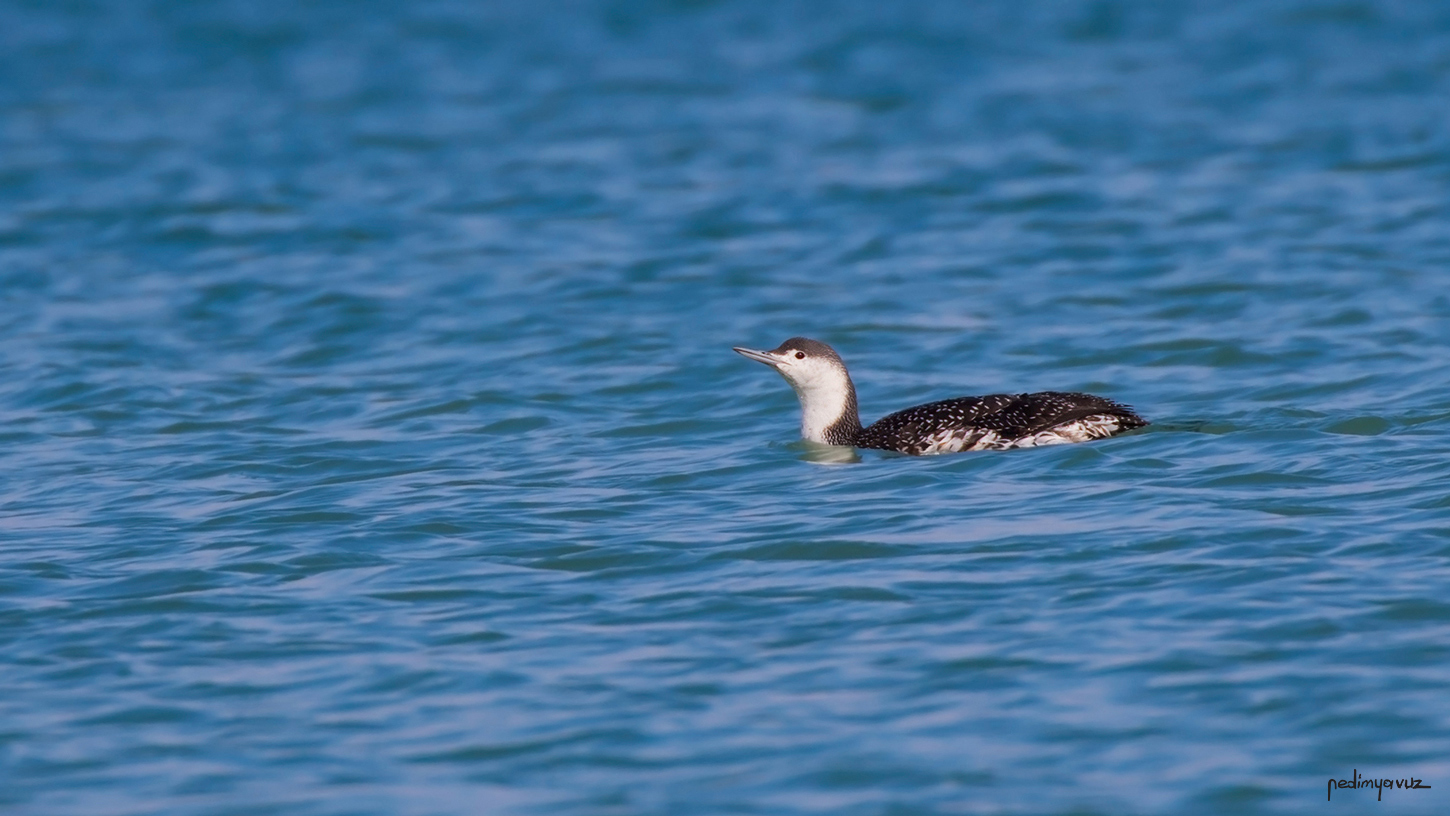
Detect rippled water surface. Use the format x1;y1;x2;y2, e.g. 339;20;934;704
4;1;1450;814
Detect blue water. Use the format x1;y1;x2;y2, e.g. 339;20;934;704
4;1;1450;813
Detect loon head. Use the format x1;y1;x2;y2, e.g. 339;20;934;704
732;337;862;445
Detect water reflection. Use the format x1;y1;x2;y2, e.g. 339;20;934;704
796;440;862;465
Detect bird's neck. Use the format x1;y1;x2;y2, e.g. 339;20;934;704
794;376;862;446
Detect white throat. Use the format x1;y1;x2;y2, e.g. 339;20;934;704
791;380;850;444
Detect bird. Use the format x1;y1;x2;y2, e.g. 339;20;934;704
732;337;1147;455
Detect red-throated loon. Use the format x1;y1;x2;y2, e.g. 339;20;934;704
733;337;1148;455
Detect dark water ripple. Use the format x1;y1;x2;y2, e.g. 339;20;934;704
4;1;1450;814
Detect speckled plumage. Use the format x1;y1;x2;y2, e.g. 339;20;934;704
853;392;1146;455
733;337;1147;456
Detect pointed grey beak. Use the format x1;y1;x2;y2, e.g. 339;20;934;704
733;346;780;366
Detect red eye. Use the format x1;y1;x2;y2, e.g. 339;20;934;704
795;351;806;359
